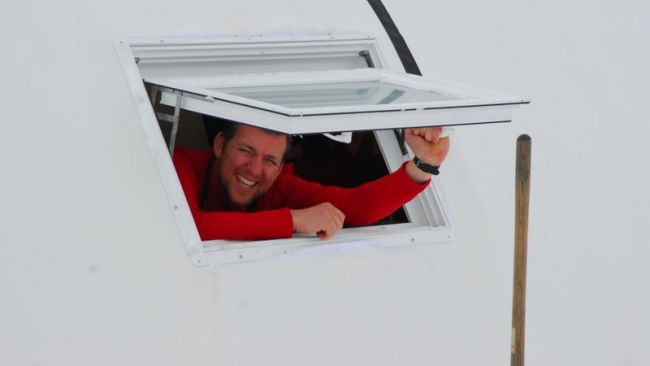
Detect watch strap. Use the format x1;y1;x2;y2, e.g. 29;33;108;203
413;156;440;175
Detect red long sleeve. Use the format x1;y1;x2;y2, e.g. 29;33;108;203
280;163;429;226
173;148;429;241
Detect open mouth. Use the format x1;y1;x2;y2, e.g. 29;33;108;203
236;174;257;188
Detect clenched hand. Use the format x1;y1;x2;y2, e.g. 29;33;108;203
290;202;345;240
404;127;451;183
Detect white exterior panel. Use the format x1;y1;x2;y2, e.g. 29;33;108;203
2;1;649;366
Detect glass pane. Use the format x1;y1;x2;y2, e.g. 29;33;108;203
211;80;462;109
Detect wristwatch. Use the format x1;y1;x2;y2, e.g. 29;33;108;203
413;156;440;175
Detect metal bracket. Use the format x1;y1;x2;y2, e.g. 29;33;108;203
148;84;159;106
148;84;183;155
394;129;408;155
359;50;375;68
168;90;183;154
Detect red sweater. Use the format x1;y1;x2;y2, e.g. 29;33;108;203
173;148;429;241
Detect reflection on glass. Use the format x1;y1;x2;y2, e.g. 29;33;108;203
212;80;461;109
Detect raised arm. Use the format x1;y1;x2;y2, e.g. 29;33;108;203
284;161;429;228
286;126;450;238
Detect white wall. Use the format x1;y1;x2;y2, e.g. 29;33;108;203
1;1;648;365
389;0;650;364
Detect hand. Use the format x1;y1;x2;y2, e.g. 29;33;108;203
404;127;450;183
290;202;345;240
404;127;450;166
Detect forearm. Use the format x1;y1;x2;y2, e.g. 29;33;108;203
342;162;429;225
194;208;294;241
288;162;429;227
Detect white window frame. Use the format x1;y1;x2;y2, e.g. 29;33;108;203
147;67;527;134
114;34;523;265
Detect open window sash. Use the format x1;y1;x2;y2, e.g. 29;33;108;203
146;68;528;135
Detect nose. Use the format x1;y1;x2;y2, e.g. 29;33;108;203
245;156;263;177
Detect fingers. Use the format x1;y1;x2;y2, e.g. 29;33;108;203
318;203;344;240
291;203;345;240
425;128;433;142
404;126;451;167
406;127;442;143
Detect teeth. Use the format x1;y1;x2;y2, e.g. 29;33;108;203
236;174;256;187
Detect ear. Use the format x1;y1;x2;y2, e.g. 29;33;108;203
213;132;225;158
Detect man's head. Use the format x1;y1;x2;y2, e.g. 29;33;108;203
213;122;291;208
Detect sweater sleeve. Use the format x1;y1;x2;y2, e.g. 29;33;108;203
192;209;293;241
285;162;430;226
173;150;293;241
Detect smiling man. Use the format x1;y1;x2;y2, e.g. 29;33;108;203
173;122;449;241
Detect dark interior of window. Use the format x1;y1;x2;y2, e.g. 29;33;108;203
152;94;408;226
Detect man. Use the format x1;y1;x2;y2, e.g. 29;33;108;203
173;122;450;241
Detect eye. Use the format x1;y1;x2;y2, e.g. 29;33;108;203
238;148;253;156
264;158;278;167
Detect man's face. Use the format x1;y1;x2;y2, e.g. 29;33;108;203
213;125;286;208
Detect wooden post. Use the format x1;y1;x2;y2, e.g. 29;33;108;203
511;134;531;366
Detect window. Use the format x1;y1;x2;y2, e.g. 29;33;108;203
147;67;525;135
115;34;528;265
